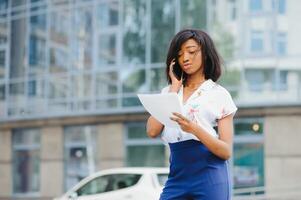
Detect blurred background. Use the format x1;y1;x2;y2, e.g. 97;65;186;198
0;0;301;199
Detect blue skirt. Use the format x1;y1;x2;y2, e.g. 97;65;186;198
160;139;231;200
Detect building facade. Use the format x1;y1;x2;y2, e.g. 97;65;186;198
0;0;301;199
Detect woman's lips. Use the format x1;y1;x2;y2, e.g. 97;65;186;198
183;64;192;70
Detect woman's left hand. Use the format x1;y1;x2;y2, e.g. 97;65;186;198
170;112;198;134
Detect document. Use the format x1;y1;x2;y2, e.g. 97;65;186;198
137;93;183;128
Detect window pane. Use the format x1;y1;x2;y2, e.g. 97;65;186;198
99;34;116;66
71;74;92;98
64;125;97;191
123;0;146;64
50;47;68;73
96;72;118;96
235;121;263;136
122;96;141;107
0;50;5;79
127;145;165;167
249;0;262;12
12;129;40;194
10;18;27;78
250;31;263;53
70;8;93;70
151;0;175;63
180;0;207;30
49;75;69;99
121;69;146;93
97;1;119;28
150;67;167;92
233;143;264;188
127;124;147;139
29;35;46;74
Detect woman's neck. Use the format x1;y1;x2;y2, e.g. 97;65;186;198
185;74;206;87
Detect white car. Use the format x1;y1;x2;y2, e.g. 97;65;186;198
54;167;169;200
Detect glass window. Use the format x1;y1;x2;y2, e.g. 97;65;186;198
64;125;97;191
12;129;40;193
250;31;264;53
77;174;141;196
151;0;175;63
0;50;5;79
49;47;68;73
233;143;264;189
123;0;146;64
249;0;262;12
233;118;264;189
99;33;117;66
121;68;146;94
10;18;27;78
30;0;47;31
180;0;207;29
150;67;167;92
276;32;287;56
245;69;273;92
0;22;8;45
98;1;119;28
48;75;69;99
273;0;286;14
29;35;46;70
0;84;4;100
9;81;25;102
70;8;93;70
50;10;69;45
126;123;165;167
71;74;92;98
95;71;118;96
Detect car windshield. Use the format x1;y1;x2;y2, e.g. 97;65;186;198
157;173;168;187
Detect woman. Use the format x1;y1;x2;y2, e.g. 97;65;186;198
146;29;237;200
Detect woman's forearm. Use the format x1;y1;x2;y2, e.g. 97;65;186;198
146;116;164;138
191;125;232;160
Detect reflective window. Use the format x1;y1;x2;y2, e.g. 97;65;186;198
95;71;118;96
0;50;5;79
125;123;165;167
29;35;46;73
276;32;287;56
180;0;207;29
150;67;167;92
98;1;119;28
30;0;47;30
64;125;97;191
233;119;264;189
99;33;116;66
12;129;40;193
48;75;69;99
249;0;262;12
70;8;93;70
121;68;146;94
245;69;272;92
123;0;146;64
273;0;286;14
250;31;264;53
50;47;68;73
10;18;27;78
71;74;92;98
77;174;141;196
151;0;175;63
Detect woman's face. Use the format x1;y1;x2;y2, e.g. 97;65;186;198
177;38;203;75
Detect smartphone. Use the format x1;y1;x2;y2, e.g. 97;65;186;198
172;59;183;81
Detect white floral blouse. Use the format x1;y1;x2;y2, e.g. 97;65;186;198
161;79;237;144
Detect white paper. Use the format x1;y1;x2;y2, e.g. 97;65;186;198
137;93;183;128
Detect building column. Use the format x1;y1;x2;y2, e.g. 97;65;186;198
0;129;12;199
97;123;124;170
40;126;64;199
265;116;301;191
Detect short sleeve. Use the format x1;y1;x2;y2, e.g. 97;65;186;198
217;89;237;119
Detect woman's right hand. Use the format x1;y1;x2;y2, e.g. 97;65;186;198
168;59;183;93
